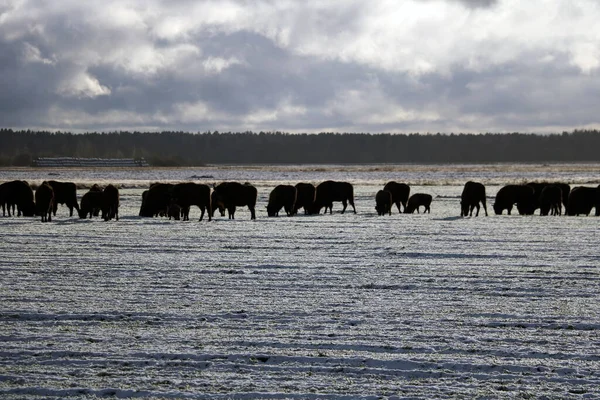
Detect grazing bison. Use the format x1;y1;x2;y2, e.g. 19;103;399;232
88;184;103;216
46;180;79;217
311;181;356;214
404;193;432;214
1;180;35;217
375;190;392;216
101;184;119;221
493;185;536;215
171;182;211;221
212;182;257;220
211;190;225;217
566;186;599;216
168;204;181;220
292;183;316;215
383;181;410;213
35;182;54;222
139;183;173;217
266;185;297;217
79;190;104;219
460;181;488;217
539;185;563;216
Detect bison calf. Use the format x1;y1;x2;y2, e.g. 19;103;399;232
404;193;432;214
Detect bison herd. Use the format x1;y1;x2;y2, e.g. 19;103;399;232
1;179;600;222
0;180;119;222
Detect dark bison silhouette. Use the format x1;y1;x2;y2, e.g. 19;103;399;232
383;181;410;213
525;182;547;213
311;181;356;214
211;190;225;217
35;182;54;222
1;180;35;217
555;182;571;212
404;193;432;214
292;183;316;215
171;182;211;221
212;182;257;220
460;181;488;217
46;180;79;217
525;182;570;215
0;181;10;216
375;190;392;216
493;185;536;215
267;185;297;217
88;184;103;216
168;204;181;220
101;184;119;221
566;186;599;216
539;185;563;216
139;183;173;217
79;190;104;219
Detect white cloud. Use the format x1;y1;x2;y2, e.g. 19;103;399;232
57;72;111;98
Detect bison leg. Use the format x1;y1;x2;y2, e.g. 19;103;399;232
395;202;401;214
482;200;488;216
341;200;348;214
250;206;256;220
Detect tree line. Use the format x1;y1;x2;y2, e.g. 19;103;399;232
1;129;600;166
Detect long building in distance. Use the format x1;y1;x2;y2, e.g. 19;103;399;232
33;157;149;168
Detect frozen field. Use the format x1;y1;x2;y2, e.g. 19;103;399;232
1;164;600;399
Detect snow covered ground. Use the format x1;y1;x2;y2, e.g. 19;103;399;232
1;165;600;399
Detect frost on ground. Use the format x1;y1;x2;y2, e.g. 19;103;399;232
1;167;600;399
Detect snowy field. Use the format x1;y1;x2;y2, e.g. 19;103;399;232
1;164;600;399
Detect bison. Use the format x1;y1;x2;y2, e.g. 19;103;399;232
139;183;173;217
375;190;392;216
46;180;79;217
1;180;35;217
566;186;599;216
35;182;54;222
311;181;356;214
171;182;211;221
404;193;432;214
292;183;316;215
101;184;119;221
539;185;563;216
266;185;297;217
383;182;410;213
168;204;181;220
556;182;571;212
460;181;488;217
211;182;257;220
493;185;536;215
79;190;104;219
211;190;226;217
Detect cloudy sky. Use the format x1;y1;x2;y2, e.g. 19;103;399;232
1;0;599;133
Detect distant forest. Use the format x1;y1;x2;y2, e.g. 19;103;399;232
1;128;600;166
